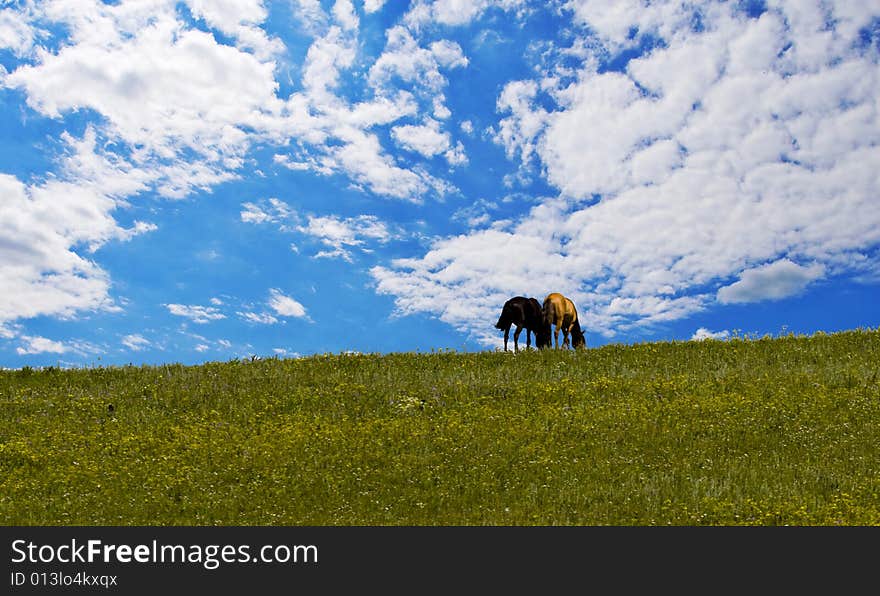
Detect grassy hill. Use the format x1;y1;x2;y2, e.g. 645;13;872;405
2;328;879;525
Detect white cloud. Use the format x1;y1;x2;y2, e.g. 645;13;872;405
240;198;298;229
112;221;158;248
241;199;400;261
368;26;466;121
0;0;471;332
272;347;303;357
121;334;152;351
268;289;308;318
271;23;455;201
717;260;825;304
332;0;359;31
5;8;282;169
373;226;568;345
453;199;498;228
430;40;469;69
237;311;279;325
404;0;527;27
292;0;329;30
313;127;450;201
363;0;386;14
185;0;283;60
0;7;36;56
493;80;548;164
0;171;120;327
4;0;877;353
375;1;880;342
0;323;19;339
300;214;395;261
392;119;452;158
16;335;69;355
165;303;227;323
691;328;730;341
3;0;475;212
0;2;284;328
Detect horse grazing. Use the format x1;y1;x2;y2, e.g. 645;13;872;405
542;292;586;350
494;296;551;352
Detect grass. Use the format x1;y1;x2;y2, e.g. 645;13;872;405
1;328;879;525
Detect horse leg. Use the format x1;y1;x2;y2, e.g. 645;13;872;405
526;328;532;349
513;325;523;353
563;327;571;349
503;326;510;351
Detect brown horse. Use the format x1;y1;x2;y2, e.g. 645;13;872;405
542;292;586;349
495;296;551;352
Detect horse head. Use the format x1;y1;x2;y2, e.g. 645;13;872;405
570;324;586;349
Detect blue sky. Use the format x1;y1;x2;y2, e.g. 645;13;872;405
1;0;878;367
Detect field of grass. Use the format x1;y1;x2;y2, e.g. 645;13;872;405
1;328;879;525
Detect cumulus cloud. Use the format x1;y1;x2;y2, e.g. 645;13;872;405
0;0;474;331
375;1;880;343
268;289;308;318
302;214;396;261
691;328;730;341
0;6;36;56
373;225;568;345
404;0;528;28
165;303;226;324
16;335;68;355
0;2;280;330
331;0;359;31
392;119;454;158
368;26;466;121
0;171;120;327
270;21;457;201
121;334;152;351
363;0;386;14
240;198;298;229
493;80;548;164
452;199;498;228
4;0;879;356
185;0;283;60
717;260;825;304
5;7;281;169
241;199;400;261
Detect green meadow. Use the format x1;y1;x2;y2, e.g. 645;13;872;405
2;328;879;525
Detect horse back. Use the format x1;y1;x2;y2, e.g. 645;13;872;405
496;296;528;329
542;293;564;324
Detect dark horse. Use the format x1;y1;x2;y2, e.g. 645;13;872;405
542;292;586;349
494;296;551;352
